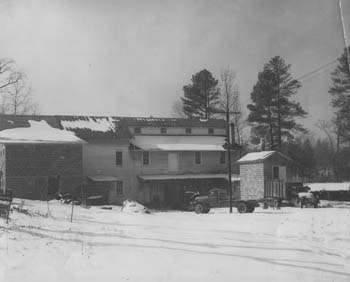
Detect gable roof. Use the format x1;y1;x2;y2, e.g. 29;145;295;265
58;116;132;139
0;115;61;131
121;117;226;128
0;114;226;140
0;119;84;144
237;151;291;164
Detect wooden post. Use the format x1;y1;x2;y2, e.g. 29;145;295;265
70;202;74;223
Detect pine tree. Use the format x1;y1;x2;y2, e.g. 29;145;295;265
181;69;220;119
247;56;307;150
329;47;350;148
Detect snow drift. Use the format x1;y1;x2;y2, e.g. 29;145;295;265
121;200;150;214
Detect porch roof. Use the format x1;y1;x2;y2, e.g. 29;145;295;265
130;135;226;151
88;175;119;182
139;174;240;181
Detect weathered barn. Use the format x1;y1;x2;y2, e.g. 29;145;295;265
237;151;302;200
0;116;84;200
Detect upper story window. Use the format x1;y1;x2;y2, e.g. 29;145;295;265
160;127;167;134
134;127;141;134
195;151;201;165
115;151;123;166
208;128;214;134
219;151;226;164
142;151;150;165
185;128;192;134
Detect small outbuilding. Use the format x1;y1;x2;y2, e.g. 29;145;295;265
237;151;302;200
0;117;84;199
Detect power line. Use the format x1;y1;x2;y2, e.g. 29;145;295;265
296;59;338;82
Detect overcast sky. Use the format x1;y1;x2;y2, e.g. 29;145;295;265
0;0;349;135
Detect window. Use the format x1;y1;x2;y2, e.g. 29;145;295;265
185;128;192;134
220;151;226;164
273;166;279;179
208;128;214;134
134;127;141;134
195;151;201;164
160;127;167;134
116;181;123;196
143;151;150;165
115;151;123;165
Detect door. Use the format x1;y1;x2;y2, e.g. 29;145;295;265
279;166;287;181
168;153;179;172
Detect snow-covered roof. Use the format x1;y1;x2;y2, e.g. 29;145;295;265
61;117;116;132
131;135;226;151
0;120;84;144
88;175;119;182
306;182;350;191
237;151;276;163
139;174;240;181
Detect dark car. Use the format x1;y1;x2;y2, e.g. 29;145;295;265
298;191;320;208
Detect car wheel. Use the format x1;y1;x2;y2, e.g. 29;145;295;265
194;203;204;214
237;202;248;213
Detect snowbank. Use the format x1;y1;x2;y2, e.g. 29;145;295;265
306;182;350;191
0;120;84;143
121;200;150;214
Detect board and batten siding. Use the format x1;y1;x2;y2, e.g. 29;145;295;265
239;163;265;200
4;143;83;199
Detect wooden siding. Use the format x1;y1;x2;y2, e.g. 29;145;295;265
0;144;5;192
4;143;83;199
263;154;302;182
239;163;265;200
82;140;134;204
129;151;227;175
129;126;226;136
83;140;230;204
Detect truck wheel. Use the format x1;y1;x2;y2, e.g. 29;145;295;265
237;202;248;213
247;205;255;213
194;203;204;214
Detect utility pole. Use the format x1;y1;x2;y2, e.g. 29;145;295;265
226;112;233;213
224;110;240;214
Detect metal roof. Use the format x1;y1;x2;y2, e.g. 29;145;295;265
139;174;240;181
237;151;290;164
0;115;225;140
130;135;226;151
88;175;119;182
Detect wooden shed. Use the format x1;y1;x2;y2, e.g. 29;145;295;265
237;151;302;201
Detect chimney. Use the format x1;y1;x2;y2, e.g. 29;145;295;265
230;123;235;145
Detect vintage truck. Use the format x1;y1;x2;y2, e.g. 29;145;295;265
187;151;305;214
186;189;259;214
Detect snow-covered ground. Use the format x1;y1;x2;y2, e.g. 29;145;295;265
1;200;350;282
